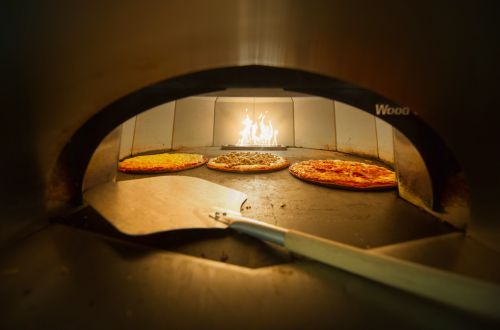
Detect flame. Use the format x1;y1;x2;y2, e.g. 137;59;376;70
237;110;279;146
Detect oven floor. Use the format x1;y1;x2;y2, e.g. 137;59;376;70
116;147;455;249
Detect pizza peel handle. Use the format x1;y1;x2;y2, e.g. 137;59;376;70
211;211;500;320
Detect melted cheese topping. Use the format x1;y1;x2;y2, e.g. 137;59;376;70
119;153;204;171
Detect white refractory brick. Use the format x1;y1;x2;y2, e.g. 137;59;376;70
131;101;175;155
376;117;395;164
335;101;378;158
214;97;294;146
119;116;137;159
293;97;336;150
172;97;216;148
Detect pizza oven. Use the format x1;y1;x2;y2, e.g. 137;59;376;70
2;1;500;329
81;84;469;248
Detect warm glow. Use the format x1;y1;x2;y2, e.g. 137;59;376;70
236;110;279;146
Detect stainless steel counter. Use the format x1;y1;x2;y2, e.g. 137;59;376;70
1;224;496;329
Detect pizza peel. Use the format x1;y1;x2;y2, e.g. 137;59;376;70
84;176;500;319
83;176;246;235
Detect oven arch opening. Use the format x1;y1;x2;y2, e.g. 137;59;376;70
52;65;469;238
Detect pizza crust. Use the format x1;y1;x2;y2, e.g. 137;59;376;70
207;152;289;173
289;159;397;190
290;175;397;191
118;153;208;174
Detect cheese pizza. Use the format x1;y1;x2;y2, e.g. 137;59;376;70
118;153;207;173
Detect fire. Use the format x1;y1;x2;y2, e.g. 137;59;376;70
237;110;279;146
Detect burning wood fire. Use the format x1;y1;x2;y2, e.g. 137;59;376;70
236;110;279;146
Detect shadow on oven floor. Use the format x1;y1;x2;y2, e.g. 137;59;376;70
57;206;293;268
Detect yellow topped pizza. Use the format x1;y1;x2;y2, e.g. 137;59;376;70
118;153;207;173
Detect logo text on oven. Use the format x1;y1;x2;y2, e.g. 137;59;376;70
375;104;410;116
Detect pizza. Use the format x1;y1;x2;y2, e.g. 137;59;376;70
289;159;397;190
207;151;289;173
118;153;207;173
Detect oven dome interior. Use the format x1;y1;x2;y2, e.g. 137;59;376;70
119;93;394;163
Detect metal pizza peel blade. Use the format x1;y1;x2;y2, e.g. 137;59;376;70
83;176;247;235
